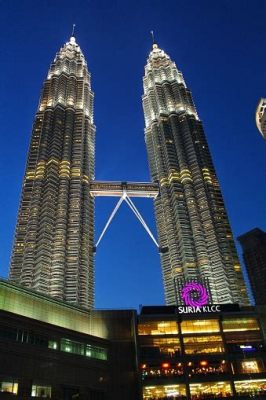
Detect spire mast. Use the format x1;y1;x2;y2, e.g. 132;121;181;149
71;23;76;37
150;30;155;45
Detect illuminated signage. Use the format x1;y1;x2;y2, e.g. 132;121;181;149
181;282;209;307
140;304;240;315
177;305;221;314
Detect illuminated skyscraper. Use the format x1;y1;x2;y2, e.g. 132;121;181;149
255;98;266;140
238;228;266;305
142;42;248;305
9;35;95;308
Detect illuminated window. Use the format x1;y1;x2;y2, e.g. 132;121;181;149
181;319;220;334
190;381;232;399
138;321;178;335
60;338;107;360
143;384;186;399
140;337;181;358
183;335;224;354
222;318;259;332
188;360;229;376
0;380;18;394
241;360;260;373
232;359;266;374
141;363;184;381
234;379;266;395
48;340;58;350
31;385;51;398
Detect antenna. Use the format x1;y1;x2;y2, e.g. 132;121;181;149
71;23;76;37
150;30;155;45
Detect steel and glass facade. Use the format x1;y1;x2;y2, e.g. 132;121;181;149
238;228;266;305
255;98;266;139
1;280;266;400
9;36;95;308
142;43;248;305
0;280;139;400
138;305;266;399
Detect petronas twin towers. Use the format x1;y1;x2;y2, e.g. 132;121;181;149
9;34;249;308
10;37;95;308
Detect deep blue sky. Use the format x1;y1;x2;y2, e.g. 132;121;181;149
0;0;266;309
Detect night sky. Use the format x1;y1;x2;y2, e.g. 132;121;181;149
0;0;266;309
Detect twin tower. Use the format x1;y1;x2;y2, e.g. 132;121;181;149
9;35;248;308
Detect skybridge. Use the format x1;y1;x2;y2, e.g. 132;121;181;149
90;181;159;198
90;181;162;251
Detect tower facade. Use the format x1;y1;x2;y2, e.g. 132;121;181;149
238;228;266;305
142;43;248;305
255;98;266;140
9;36;95;308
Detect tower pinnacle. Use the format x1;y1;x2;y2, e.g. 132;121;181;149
150;30;155;44
71;23;76;38
150;30;158;50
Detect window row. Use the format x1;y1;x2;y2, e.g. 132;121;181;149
138;318;260;335
139;333;263;357
0;380;50;398
143;378;266;399
140;358;266;380
0;326;107;361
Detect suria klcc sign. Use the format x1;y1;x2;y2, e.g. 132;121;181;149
178;282;221;314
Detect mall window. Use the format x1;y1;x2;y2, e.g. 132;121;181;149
140;337;181;359
85;344;107;360
138;321;178;335
0;379;18;394
31;384;51;398
183;335;224;354
60;338;107;360
234;379;266;396
143;384;186;399
222;318;260;332
190;381;232;399
225;330;264;353
232;360;265;375
181;319;220;334
60;338;84;355
188;360;229;376
141;362;184;381
48;340;58;350
224;330;262;344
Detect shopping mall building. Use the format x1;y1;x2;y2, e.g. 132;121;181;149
1;279;266;399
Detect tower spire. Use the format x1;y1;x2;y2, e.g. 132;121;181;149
150;30;155;45
150;30;158;50
150;31;156;47
71;23;76;38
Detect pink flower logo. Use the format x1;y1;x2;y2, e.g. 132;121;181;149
181;282;209;306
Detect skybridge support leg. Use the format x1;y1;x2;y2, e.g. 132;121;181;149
94;192;159;250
